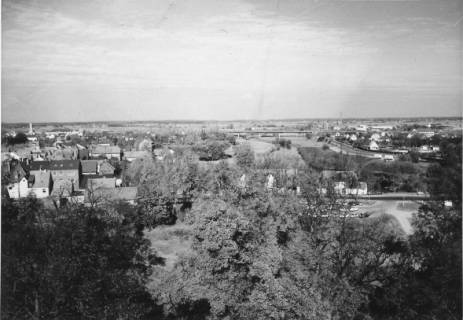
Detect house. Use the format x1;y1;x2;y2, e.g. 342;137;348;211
369;141;379;151
5;160;29;199
77;149;89;160
90;145;121;159
267;174;275;190
31;160;81;194
49;160;80;183
345;182;368;196
47;148;77;160
29;161;51;176
98;161;115;176
419;131;435;138
350;134;358;142
334;181;345;194
383;154;394;162
370;133;381;141
28;171;52;198
7;176;29;199
420;145;430;152
123;150;149;162
87;176;116;190
51;179;74;197
81;160;98;175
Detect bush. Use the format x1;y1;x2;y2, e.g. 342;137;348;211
274;138;292;149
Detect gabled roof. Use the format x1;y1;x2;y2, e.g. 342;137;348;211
32;171;51;189
30;160;79;171
98;161;115;175
87;177;116;190
123;150;148;159
51;179;73;197
91;145;121;154
49;160;80;171
9;161;27;183
49;149;75;160
81;160;98;174
30;161;50;171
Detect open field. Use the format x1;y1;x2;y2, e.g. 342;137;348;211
145;223;193;270
360;200;421;234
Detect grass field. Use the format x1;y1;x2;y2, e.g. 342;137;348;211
298;146;371;171
145;223;193;270
361;200;421;234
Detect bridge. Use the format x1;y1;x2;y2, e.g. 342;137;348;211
223;129;358;137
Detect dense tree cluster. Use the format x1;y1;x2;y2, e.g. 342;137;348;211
2;135;461;319
4;132;28;145
273;138;292;149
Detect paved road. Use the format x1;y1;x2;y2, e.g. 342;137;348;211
358;200;420;234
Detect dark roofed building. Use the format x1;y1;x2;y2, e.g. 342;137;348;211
98;161;115;176
79;174;101;190
10;160;27;180
49;160;80;171
30;161;51;172
46;160;81;193
81;160;98;175
78;149;90;160
90;145;121;159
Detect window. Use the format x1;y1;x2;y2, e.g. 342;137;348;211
42;189;47;193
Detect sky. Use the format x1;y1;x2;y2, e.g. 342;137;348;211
2;0;462;122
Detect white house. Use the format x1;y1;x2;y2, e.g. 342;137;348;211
383;154;394;162
28;171;52;198
369;141;379;151
267;174;275;190
7;177;29;199
345;182;368;196
370;133;381;141
350;134;358;142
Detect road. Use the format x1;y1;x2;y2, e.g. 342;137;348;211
358;200;420;234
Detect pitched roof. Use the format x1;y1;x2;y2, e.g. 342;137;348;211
98;161;115;175
87;177;116;190
32;171;51;189
81;160;98;174
9;161;27;182
30;161;51;171
30;160;80;171
49;149;75;160
49;160;80;171
79;174;101;189
51;179;73;197
123;150;148;159
91;145;121;154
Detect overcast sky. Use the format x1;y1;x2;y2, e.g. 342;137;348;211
2;0;462;122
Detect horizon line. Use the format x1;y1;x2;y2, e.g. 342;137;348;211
2;115;463;126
